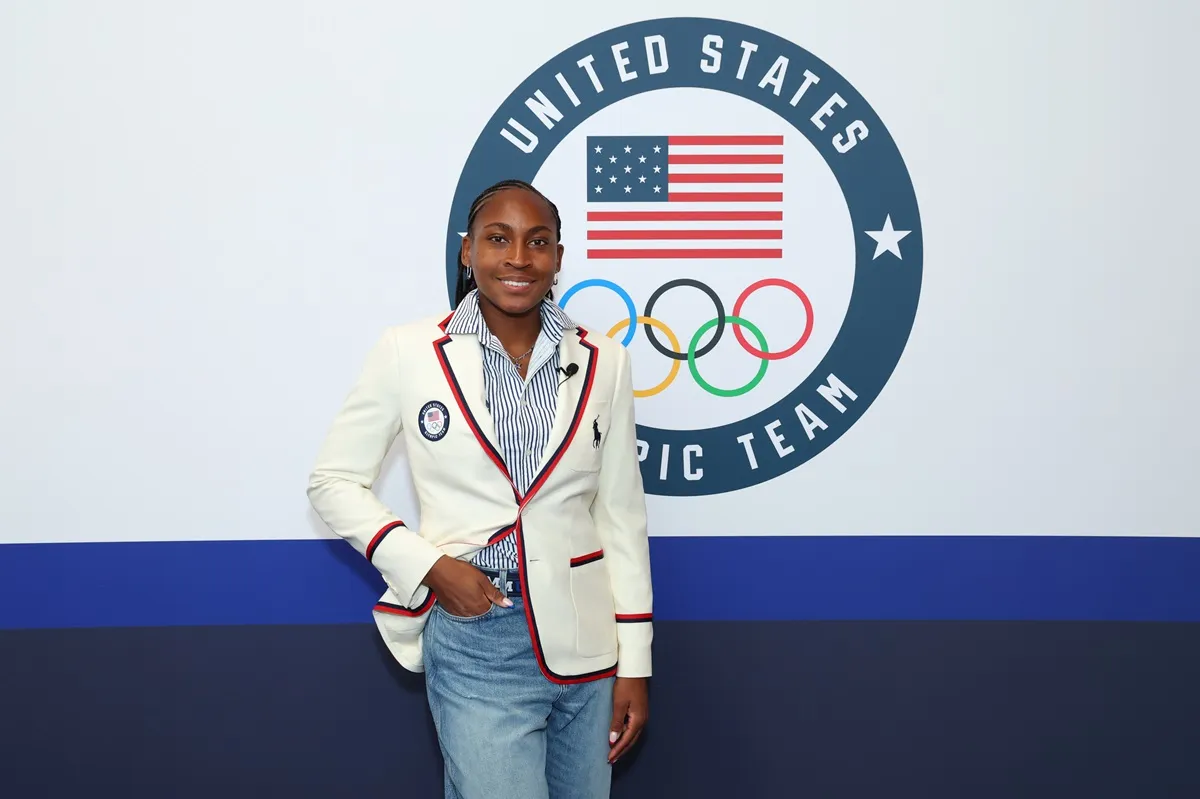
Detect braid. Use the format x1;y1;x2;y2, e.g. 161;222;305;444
456;179;562;306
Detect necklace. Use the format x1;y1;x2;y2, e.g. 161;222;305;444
505;344;534;364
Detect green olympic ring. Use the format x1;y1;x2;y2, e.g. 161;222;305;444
687;316;770;398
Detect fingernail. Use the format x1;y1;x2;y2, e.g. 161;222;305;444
609;731;619;744
502;598;513;607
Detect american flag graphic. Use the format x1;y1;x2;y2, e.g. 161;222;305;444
585;134;783;260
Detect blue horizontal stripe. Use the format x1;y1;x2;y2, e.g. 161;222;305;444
1;536;1198;629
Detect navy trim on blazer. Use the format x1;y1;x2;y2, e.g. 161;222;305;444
515;518;618;684
487;522;518;547
366;521;405;562
373;591;436;618
520;328;598;508
433;335;520;503
570;549;605;567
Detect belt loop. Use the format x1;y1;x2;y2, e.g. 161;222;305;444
497;568;509;598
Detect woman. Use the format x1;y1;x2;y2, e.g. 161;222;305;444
307;179;653;798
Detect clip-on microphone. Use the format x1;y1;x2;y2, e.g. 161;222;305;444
557;362;579;386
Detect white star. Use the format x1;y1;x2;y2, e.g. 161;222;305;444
624;185;632;193
653;165;661;173
594;145;602;153
638;175;646;183
609;175;617;184
638;155;646;163
624;145;632;153
623;165;632;173
594;185;602;193
653;185;661;193
653;145;661;153
609;155;617;163
458;231;466;238
865;215;912;260
594;165;602;173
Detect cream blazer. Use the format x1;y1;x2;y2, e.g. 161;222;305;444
307;310;653;684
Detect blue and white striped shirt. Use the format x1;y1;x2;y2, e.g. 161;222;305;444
444;289;577;571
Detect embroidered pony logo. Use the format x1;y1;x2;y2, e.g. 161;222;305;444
592;416;601;448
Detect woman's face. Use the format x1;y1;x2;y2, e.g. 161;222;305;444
461;188;562;317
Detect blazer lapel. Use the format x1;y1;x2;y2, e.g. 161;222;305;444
523;327;599;505
432;331;513;493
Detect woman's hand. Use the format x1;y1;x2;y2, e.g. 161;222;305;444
423;555;512;617
608;677;649;763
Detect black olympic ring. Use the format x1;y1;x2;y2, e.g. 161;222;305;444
642;278;726;361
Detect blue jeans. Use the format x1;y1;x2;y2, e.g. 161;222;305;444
424;595;615;799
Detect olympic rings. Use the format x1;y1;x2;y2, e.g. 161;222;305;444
688;316;769;397
607;316;681;398
558;276;814;398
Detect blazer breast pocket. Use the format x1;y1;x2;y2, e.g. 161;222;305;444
567;399;609;473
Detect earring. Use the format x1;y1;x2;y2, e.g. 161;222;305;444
553;276;558;285
463;266;472;278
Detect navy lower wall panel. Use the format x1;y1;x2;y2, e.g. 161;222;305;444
2;621;1198;797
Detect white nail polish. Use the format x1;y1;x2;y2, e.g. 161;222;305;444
609;731;619;743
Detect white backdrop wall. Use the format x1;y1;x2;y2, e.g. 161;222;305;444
2;0;1198;550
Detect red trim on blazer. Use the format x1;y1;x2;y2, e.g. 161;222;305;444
615;613;653;623
373;591;436;617
366;520;405;561
433;335;519;502
516;518;618;685
570;549;605;567
488;522;518;546
519;328;599;508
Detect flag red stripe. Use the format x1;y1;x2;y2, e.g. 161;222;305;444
587;229;782;240
668;192;783;202
587;210;783;221
668;154;782;164
668;172;783;183
587;248;783;259
667;135;783;145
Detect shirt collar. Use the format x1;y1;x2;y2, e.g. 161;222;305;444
445;288;577;346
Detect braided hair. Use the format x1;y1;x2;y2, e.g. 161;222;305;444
455;179;563;306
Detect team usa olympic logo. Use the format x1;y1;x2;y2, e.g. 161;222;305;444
446;17;923;497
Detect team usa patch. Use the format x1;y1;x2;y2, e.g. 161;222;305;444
418;400;450;441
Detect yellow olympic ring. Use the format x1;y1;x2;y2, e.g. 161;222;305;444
606;316;680;398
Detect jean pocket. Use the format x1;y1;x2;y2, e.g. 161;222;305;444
435;602;497;623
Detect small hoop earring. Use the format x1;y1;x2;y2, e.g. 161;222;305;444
463;266;472;278
553;276;558;285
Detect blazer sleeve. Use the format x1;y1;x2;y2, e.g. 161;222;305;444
306;328;445;608
591;344;654;678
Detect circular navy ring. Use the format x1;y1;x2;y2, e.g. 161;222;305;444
643;278;726;361
558;278;637;346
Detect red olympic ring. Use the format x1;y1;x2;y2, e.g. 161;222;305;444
731;278;814;360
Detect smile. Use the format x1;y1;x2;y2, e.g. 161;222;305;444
499;278;534;289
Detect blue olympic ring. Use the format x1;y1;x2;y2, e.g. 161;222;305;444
557;279;637;346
